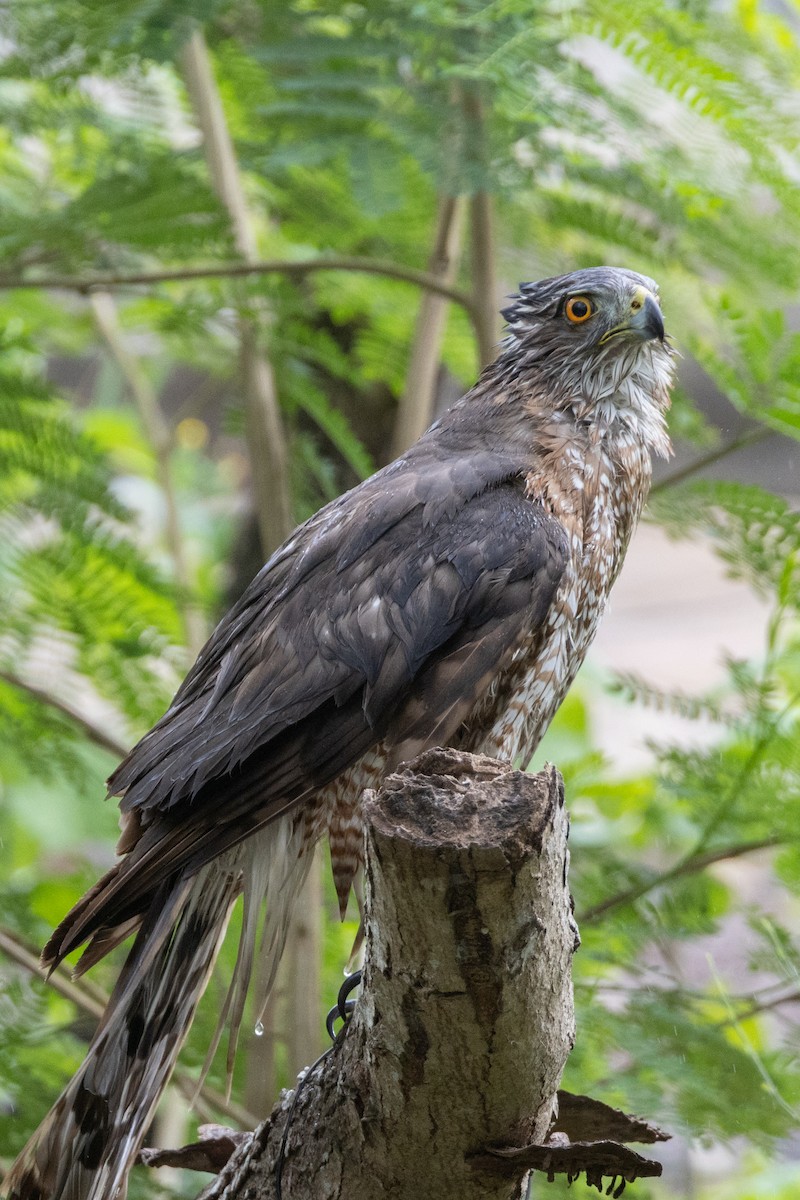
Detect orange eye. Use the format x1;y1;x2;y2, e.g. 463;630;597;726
565;295;594;324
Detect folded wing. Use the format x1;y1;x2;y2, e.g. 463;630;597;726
46;460;568;970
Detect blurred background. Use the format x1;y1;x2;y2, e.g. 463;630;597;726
0;2;799;1197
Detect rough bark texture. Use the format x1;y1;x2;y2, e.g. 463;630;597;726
201;749;578;1200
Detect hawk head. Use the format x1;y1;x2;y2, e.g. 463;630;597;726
502;265;666;350
499;265;674;452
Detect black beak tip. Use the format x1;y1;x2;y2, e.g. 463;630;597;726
644;294;665;342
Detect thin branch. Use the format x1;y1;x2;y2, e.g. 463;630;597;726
584;684;800;926
469;188;499;368
719;987;800;1027
651;425;772;494
180;39;259;265
391;193;467;456
691;690;800;855
172;1075;260;1133
0;668;129;759
89;292;206;658
0;925;261;1132
237;323;293;550
0;927;106;1021
460;85;500;368
180;26;290;554
285;846;323;1078
579;836;782;924
0;257;479;329
579;977;800;1026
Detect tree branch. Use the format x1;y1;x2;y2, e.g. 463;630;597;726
283;847;324;1079
0;925;261;1133
151;752;664;1200
0;668;129;759
579;836;781;924
718;987;800;1027
179;26;292;557
460;86;500;368
469;188;500;368
0;926;107;1022
0;258;479;325
391;194;467;456
89;291;206;658
650;425;772;495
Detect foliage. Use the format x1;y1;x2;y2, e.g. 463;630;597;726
533;492;800;1136
0;1;799;1198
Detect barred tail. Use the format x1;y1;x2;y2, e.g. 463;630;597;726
3;862;237;1200
3;811;313;1200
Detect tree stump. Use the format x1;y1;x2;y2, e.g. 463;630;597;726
142;750;666;1199
202;749;576;1199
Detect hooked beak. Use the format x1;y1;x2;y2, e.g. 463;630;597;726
599;286;665;345
630;291;665;343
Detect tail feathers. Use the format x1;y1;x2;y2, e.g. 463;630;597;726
3;864;238;1200
200;814;310;1086
3;814;313;1200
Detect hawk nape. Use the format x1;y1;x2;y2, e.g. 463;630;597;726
4;266;673;1200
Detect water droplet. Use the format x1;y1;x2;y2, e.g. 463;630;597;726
254;1020;264;1037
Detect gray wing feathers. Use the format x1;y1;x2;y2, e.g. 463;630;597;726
49;456;567;970
112;476;565;817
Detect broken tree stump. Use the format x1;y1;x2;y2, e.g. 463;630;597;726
157;749;665;1200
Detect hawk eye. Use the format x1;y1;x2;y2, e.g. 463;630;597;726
565;296;594;324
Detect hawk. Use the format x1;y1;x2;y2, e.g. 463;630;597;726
4;266;673;1200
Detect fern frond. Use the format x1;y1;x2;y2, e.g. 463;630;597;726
0;340;183;733
610;672;741;728
651;482;800;602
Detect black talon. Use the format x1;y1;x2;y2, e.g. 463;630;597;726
276;968;363;1199
326;969;362;1041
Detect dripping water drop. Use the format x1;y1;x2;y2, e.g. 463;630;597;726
254;1020;264;1037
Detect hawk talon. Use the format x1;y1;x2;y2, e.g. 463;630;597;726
326;968;362;1042
276;969;363;1198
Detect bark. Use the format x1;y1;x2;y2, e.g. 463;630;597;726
200;749;579;1200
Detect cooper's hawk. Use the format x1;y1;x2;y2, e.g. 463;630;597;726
5;266;672;1200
